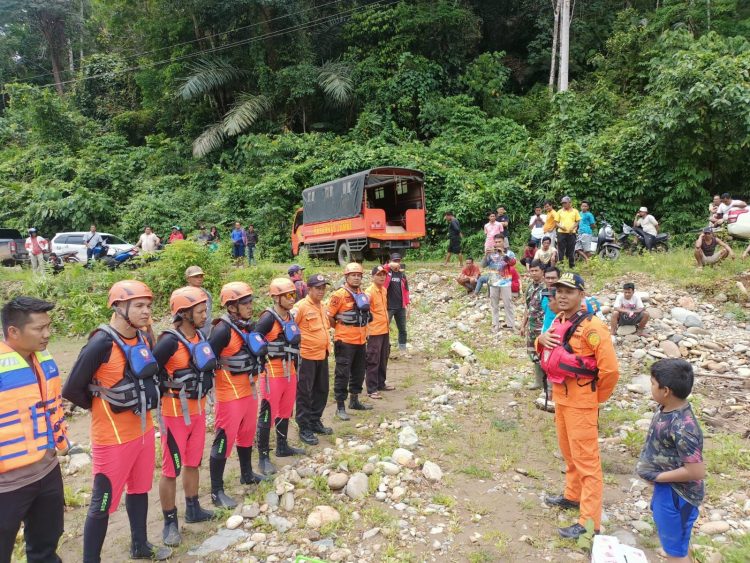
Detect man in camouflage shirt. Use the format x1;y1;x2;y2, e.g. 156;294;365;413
521;260;546;390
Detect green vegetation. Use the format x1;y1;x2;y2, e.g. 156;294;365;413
1;1;749;262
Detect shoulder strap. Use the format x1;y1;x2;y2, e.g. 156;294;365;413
562;311;591;347
162;328;197;350
96;324;125;350
265;307;285;325
221;314;244;338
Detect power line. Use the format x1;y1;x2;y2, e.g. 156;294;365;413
18;0;355;84
35;0;394;90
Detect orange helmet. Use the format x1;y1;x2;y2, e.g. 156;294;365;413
269;278;296;296
343;262;363;275
220;281;254;306
108;280;153;307
170;286;208;316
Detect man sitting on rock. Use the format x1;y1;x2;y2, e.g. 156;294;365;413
610;282;649;336
457;257;481;293
695;227;733;267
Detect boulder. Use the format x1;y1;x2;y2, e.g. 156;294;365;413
327;472;349;491
659;340;681;358
627;374;651;394
392;448;416;467
307;505;341;529
398;426;419;449
670;307;695;324
422;461;443;482
345;472;369;499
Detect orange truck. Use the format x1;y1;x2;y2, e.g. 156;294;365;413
291;166;426;265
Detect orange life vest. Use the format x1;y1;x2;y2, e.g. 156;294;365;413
540;312;599;386
0;342;69;473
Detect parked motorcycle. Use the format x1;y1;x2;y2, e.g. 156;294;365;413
57;250;81;263
102;247;140;270
620;223;670;252
575;219;621;261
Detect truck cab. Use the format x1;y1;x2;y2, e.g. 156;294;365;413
291;167;426;265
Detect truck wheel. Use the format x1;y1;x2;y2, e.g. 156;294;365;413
337;242;352;266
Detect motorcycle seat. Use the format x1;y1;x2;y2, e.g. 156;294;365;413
655;233;669;241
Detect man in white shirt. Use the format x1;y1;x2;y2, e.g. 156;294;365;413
529;205;547;244
633;207;659;250
83;225;104;262
135;226;160;253
714;192;747;226
610;282;649;335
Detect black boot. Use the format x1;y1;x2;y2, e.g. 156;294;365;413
126;493;172;560
256;416;277;475
209;456;237;508
161;508;181;547
82;513;109;563
299;427;319;445
336;401;350;421
185;496;214;523
274;418;306;456
311;419;333;435
349;394;373;410
237;446;264;484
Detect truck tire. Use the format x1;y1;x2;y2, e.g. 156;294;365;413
337;242;352;266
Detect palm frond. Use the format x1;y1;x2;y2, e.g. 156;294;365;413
192;122;226;158
222;93;271;137
318;61;353;107
179;58;247;100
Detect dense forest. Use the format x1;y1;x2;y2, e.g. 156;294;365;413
1;0;749;258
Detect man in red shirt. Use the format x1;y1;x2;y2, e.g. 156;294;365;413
24;228;48;274
457;258;481;293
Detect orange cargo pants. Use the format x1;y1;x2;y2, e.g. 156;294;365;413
555;404;603;529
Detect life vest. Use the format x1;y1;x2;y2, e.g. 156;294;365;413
335;287;371;327
217;315;268;380
263;308;301;383
540;312;599;391
0;343;69;472
88;325;160;433
160;329;216;425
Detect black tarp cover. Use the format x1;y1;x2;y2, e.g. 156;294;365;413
302;171;367;224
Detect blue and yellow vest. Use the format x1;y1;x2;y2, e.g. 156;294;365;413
0;342;69;472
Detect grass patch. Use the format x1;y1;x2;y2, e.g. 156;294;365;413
468;549;495;563
400;373;416;388
459;465;492;479
599;406;640;438
474;348;513;370
491;418;518;432
622;429;646;457
362;506;397;528
722;533;750;563
432;492;456;508
705;433;750;473
64;485;86;508
485;530;510;552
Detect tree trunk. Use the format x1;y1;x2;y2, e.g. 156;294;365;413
67;37;75;73
558;0;571;92
259;5;278;70
37;11;67;95
548;0;561;92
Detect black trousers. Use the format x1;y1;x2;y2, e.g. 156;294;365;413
296;355;330;428
365;334;390;393
388;308;408;346
333;341;366;403
0;463;64;563
558;232;577;268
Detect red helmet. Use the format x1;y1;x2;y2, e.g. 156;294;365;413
108;280;153;308
169;286;208;316
220;282;254;306
269;278;296;296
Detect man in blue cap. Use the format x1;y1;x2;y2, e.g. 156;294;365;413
288;264;307;302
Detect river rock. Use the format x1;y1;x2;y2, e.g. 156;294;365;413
327;472;349;490
268;515;292;533
617;325;637;336
265;491;279;508
632;349;647;360
699;521;731;535
684;315;704;328
631;520;653;534
362;527;381;540
241;503;260;519
392;448;416;467
67;452;92;475
646;307;663;320
429;274;441;284
670;307;695;324
226;515;244;530
422;461;443;482
398;426;419;448
377;461;401;476
678;296;696;309
450;341;473;358
715;292;728;303
345;472;369;499
659;340;681;358
307;505;341;529
281;491;295;511
189;528;249;557
687;326;709;336
627;374;651;394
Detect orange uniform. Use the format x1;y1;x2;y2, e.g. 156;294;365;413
365;284;389;336
295;296;331;360
159;333;207;418
263;320;297;380
214;329;255;402
327;287;368;344
537;313;619;529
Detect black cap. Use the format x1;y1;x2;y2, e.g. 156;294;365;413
307;273;330;287
390;252;402;261
554;272;585;291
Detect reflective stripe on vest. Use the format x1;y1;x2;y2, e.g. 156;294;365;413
0;344;68;472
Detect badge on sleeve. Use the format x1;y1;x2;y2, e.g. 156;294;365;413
587;331;601;347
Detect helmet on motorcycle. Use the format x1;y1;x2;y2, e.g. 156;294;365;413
108;280;153;307
343;262;363;276
268;278;296;296
220;281;254;306
170;286;208;316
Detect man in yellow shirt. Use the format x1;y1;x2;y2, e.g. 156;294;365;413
556;196;581;268
543;200;559;247
365;266;391;400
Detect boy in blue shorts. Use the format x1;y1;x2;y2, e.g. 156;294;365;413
637;359;705;562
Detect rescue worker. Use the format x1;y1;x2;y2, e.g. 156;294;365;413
63;281;171;562
365;265;392;399
536;273;619;539
0;297;69;563
327;262;373;420
255;278;305;474
153;287;216;547
295;273;333;445
207;282;266;509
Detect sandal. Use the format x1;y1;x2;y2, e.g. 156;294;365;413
380;385;396;391
367;392;383;400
